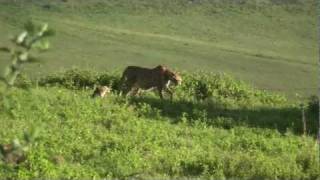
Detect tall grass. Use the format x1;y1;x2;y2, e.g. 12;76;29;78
15;69;318;135
0;1;318;178
0;79;319;179
0;0;317;97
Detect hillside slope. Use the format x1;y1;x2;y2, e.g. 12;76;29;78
0;82;319;179
0;0;318;97
0;1;319;178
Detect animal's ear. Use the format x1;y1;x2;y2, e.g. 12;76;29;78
163;70;172;80
158;66;166;75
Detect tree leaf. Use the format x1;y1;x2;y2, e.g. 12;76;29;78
16;31;28;44
0;47;10;53
38;23;48;36
3;67;12;77
42;29;55;37
27;55;40;63
24;20;36;35
32;40;50;51
7;70;20;86
18;52;29;62
12;139;21;149
0;76;8;86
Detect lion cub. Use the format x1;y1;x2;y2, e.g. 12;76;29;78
91;86;111;98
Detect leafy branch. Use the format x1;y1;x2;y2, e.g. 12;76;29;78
0;21;54;87
0;127;41;165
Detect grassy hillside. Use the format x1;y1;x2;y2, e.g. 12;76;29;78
0;0;318;97
0;70;319;179
0;1;319;178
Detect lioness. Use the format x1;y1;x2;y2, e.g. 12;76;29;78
91;86;111;98
120;65;182;99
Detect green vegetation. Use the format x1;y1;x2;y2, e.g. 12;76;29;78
0;0;317;97
0;1;319;179
0;21;54;86
0;70;319;179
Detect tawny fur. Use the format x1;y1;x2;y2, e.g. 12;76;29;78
91;86;111;98
120;65;182;99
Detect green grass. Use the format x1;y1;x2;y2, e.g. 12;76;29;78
0;0;318;98
0;69;319;179
0;1;319;179
0;83;319;179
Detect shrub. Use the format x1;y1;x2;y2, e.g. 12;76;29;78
177;72;287;106
39;69;122;92
0;21;54;87
307;95;319;115
15;74;33;89
96;72;122;93
37;69;287;106
39;69;98;89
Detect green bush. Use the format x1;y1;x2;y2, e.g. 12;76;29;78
0;21;54;87
307;95;319;115
176;72;287;106
22;69;318;135
0;82;318;179
38;69;122;92
37;69;287;107
97;72;122;93
38;69;98;89
15;74;33;89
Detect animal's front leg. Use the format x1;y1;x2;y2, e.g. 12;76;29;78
165;88;173;100
122;86;131;97
131;88;140;96
121;80;135;97
158;88;164;99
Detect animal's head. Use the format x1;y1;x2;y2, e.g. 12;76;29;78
165;70;182;85
92;86;111;98
156;65;182;85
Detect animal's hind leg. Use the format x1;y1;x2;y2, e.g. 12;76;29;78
122;86;132;97
121;79;135;97
130;88;140;97
120;84;133;97
157;88;164;99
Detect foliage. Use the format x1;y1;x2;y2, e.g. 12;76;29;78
0;127;40;165
37;69;287;106
0;0;317;97
0;1;318;179
177;72;287;106
38;69;99;89
0;87;318;179
0;21;54;87
38;69;122;93
307;95;319;115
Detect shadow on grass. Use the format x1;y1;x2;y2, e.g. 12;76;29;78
128;96;318;135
